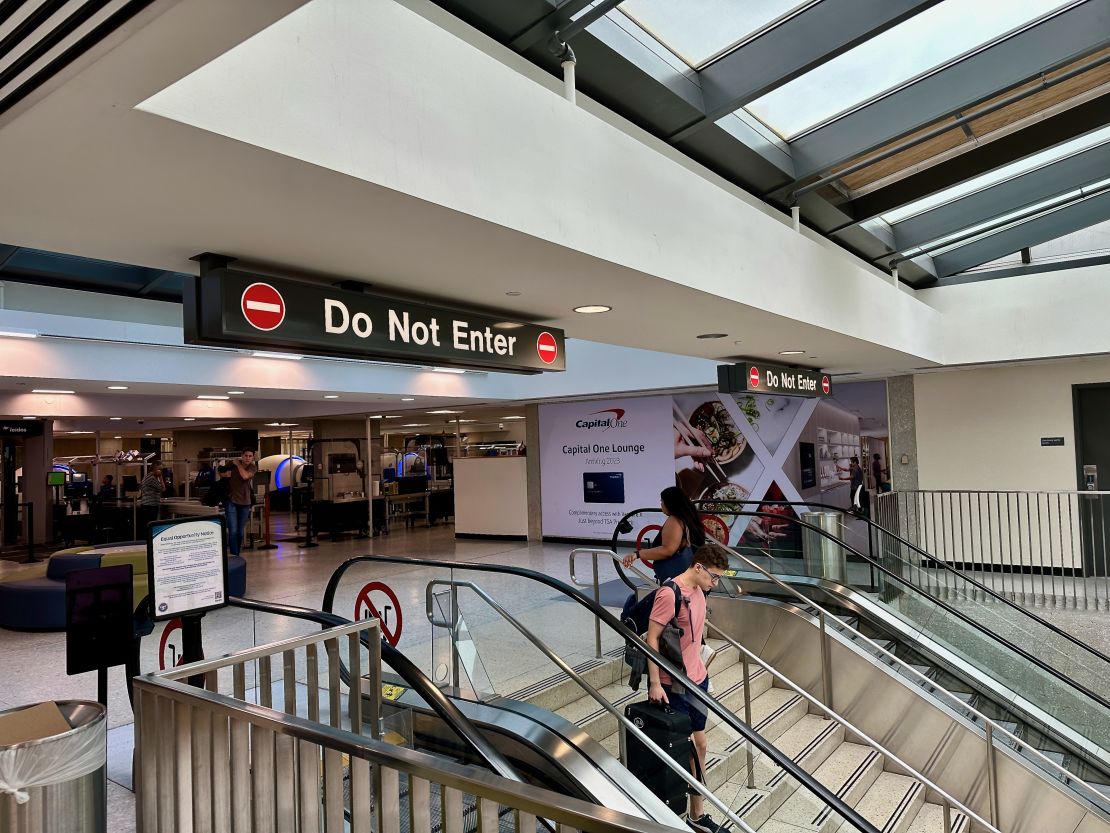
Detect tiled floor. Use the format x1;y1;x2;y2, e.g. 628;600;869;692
0;515;605;832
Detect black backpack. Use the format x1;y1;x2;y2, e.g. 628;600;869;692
622;580;687;691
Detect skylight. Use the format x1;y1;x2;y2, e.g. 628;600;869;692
882;125;1110;224
744;0;1072;139
616;0;814;68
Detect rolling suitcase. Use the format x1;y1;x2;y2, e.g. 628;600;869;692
624;700;694;814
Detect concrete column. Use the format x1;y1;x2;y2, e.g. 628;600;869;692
22;420;54;544
525;404;542;541
885;376;919;491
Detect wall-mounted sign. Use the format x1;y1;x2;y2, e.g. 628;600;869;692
718;362;831;398
184;265;566;374
0;420;44;438
146;517;228;621
1040;437;1066;447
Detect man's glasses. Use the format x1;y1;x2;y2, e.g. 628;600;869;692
696;564;723;585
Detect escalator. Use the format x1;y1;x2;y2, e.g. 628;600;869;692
610;506;1110;828
323;556;999;833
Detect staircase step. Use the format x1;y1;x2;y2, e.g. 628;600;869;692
768;742;883;833
505;649;625;712
851;773;926;833
703;688;807;790
905;803;970;833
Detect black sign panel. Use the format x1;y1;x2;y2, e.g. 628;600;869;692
1041;437;1066;447
718;362;831;398
65;565;134;675
184;268;566;373
0;420;44;438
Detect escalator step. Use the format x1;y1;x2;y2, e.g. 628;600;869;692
1091;782;1110;799
1039;750;1067;767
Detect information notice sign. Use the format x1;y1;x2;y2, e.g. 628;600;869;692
147;517;228;621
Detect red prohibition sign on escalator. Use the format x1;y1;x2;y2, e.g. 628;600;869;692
354;581;403;646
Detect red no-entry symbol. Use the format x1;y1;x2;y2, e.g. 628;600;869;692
821;375;830;395
158;618;184;671
241;282;286;331
354;581;403;646
536;332;559;365
749;366;761;388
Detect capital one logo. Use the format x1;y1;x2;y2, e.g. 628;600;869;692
575;408;628;431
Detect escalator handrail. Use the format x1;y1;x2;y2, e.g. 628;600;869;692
720;498;1110;668
225;596;523;783
610;506;1110;715
323;556;884;833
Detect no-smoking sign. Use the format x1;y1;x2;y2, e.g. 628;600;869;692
354;581;403;646
241;282;286;331
537;332;558;365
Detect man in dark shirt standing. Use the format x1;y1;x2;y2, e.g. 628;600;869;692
871;453;886;492
226;450;257;557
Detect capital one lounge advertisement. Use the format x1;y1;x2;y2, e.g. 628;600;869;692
539;382;889;543
538;397;674;539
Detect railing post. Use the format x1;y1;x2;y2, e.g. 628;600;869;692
591;553;602;658
367;624;382;740
450;583;461;690
742;654;755;789
818;611;833;711
942;798;953;833
985;722;999;827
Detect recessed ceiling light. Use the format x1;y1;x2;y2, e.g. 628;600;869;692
145;433;153;437
212;427;234;431
383;415;401;419
500;416;526;420
368;415;384;419
227;390;245;395
33;389;74;394
252;351;303;360
69;431;93;435
458;419;478;423
696;334;727;340
22;416;36;420
428;410;462;414
113;436;121;440
505;291;522;297
401;423;429;428
264;422;299;427
733;340;743;345
324;394;340;399
401;397;415;402
430;367;466;374
109;417;122;421
573;305;612;314
197;395;230;400
183;418;196;421
107;385;129;390
779;350;805;356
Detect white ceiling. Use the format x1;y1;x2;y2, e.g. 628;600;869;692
0;0;938;381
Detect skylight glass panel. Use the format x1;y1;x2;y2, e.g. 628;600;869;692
882;125;1110;224
745;0;1072;139
617;0;813;68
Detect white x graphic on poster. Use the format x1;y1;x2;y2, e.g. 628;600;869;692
716;394;820;514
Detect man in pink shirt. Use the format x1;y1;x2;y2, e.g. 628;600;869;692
646;544;730;833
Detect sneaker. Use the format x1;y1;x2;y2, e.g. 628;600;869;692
687;814;721;833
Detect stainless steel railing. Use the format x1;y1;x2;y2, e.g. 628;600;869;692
134;619;681;833
424;578;760;833
874;489;1110;610
572;543;1110;820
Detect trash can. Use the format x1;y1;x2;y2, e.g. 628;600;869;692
801;511;847;584
0;701;106;833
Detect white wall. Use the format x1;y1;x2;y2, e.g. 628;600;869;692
914;357;1110;491
453;457;528;537
920;263;1110;364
